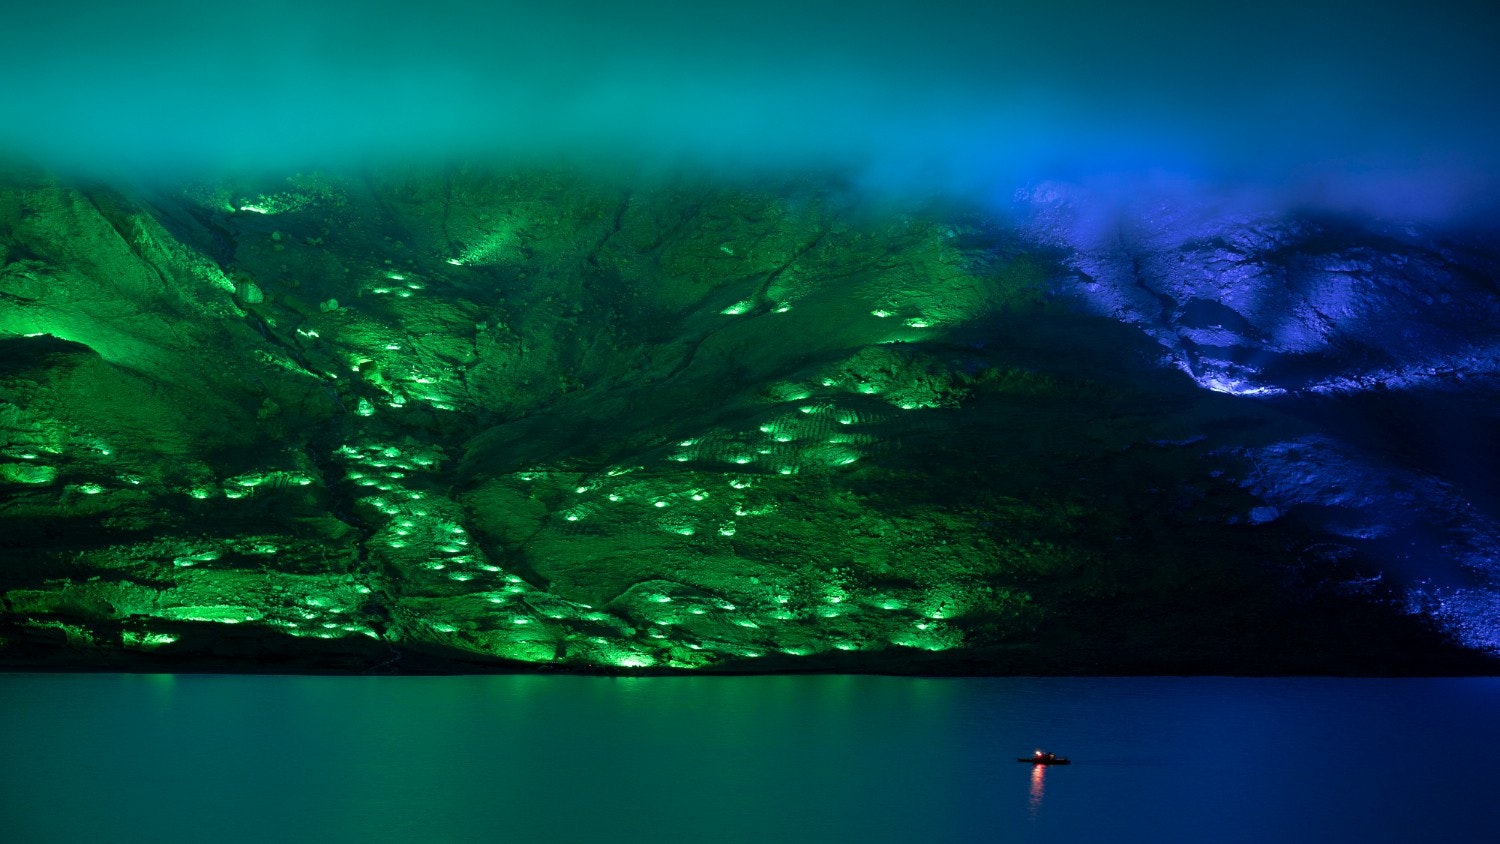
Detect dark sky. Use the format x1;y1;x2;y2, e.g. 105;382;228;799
3;0;1497;218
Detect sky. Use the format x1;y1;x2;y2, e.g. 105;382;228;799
2;0;1497;219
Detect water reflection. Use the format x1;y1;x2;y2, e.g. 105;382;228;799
1029;763;1047;819
4;676;1498;843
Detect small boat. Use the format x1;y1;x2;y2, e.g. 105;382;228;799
1017;750;1071;765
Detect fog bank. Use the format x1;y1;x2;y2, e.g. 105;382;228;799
4;0;1497;219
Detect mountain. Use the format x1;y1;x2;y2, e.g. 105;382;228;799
2;163;1494;674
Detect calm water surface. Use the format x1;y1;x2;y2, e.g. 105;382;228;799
2;674;1496;843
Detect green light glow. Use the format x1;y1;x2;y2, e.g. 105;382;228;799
122;631;179;648
160;606;262;624
1;463;57;484
0;164;1325;677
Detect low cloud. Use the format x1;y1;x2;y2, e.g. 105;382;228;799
5;0;1496;221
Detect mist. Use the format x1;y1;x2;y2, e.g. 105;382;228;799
4;0;1497;220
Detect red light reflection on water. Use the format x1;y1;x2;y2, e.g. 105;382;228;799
1028;763;1046;818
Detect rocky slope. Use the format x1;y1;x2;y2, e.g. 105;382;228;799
1;164;1494;674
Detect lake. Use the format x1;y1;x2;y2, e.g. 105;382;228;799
2;674;1496;843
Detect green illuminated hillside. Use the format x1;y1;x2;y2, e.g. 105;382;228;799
0;164;1489;674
